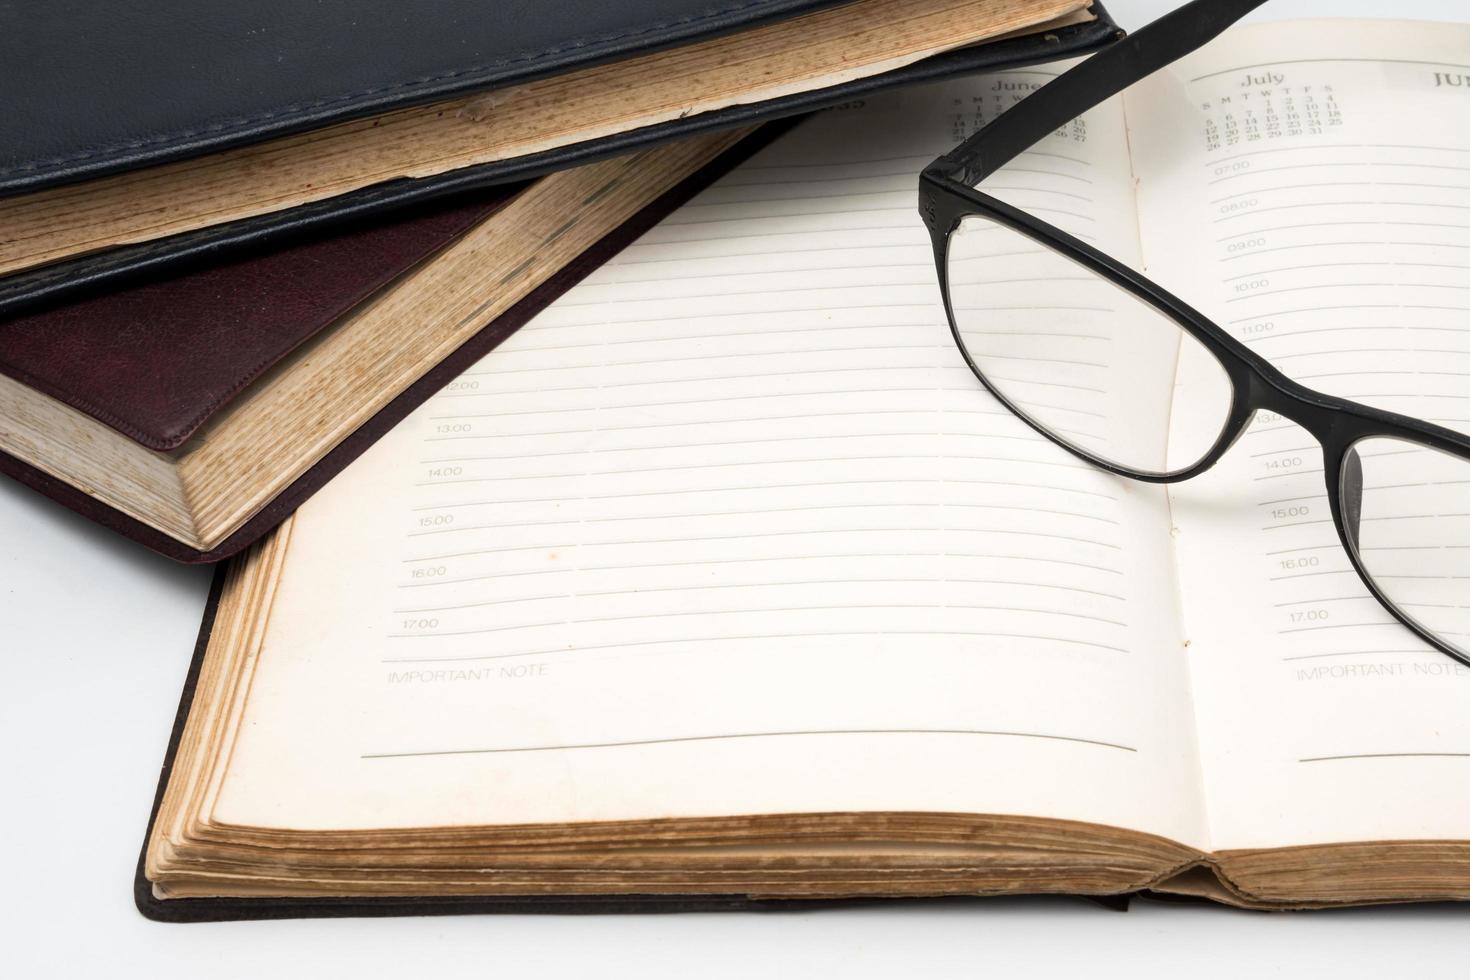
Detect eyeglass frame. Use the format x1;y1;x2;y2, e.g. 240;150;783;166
916;0;1470;666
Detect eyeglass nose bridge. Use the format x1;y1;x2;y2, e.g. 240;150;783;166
1230;361;1369;536
1236;362;1345;448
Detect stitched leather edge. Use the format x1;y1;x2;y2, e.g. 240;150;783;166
0;0;835;187
0;12;1122;320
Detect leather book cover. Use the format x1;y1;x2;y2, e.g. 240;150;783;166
0;4;1119;316
2;0;854;192
0;191;520;454
0;124;789;564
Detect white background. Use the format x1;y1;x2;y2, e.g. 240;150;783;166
3;1;1467;976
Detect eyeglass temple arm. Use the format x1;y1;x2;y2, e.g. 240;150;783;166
926;0;1270;187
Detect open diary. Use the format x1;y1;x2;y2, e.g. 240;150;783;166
144;18;1470;917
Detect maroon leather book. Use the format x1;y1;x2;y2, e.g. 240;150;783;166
0;127;782;563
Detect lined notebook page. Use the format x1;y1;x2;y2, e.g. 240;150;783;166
1132;19;1470;850
211;75;1207;845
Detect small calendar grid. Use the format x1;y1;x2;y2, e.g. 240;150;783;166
1201;84;1344;152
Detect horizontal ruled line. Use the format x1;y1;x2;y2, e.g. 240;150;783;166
406;500;1120;538
1225;262;1470;285
395;551;1129;590
386;601;1130;640
1204;143;1470;164
421;405;1085;443
1211;180;1470;205
462;343;945;374
411;477;1118;513
428;386;1007;421
1218;219;1470;243
378;629;1130;663
392;577;1127;615
412;450;1104;487
399;524;1123;566
362;727;1137;761
1279;622;1394;635
1300;753;1470;764
414;455;1100;491
1210;164;1470;187
433;363;973;398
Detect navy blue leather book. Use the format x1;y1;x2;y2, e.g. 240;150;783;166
0;0;1117;315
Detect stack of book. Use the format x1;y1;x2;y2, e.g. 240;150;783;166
5;1;1469;921
1;0;1108;561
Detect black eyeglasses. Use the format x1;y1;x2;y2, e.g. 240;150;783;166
918;0;1470;666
